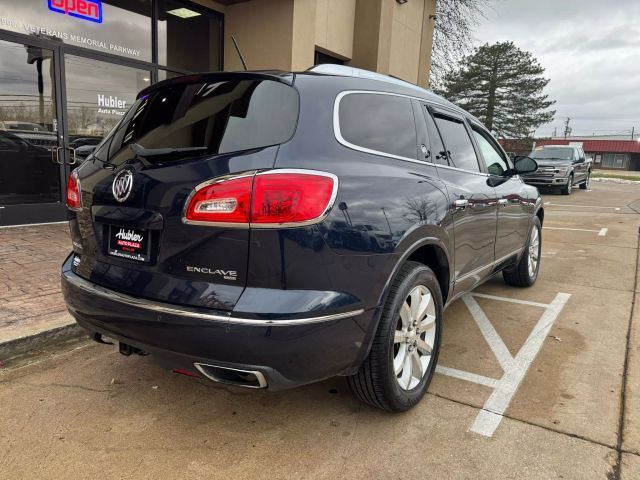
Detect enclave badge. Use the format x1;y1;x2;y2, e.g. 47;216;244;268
112;170;133;203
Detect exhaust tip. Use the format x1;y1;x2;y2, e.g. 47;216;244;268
194;363;267;389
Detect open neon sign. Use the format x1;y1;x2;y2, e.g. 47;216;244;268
48;0;103;24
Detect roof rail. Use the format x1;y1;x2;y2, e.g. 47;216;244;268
307;65;430;94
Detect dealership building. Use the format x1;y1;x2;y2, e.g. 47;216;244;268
0;0;436;226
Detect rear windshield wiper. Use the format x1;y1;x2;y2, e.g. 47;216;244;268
90;151;117;170
130;143;208;158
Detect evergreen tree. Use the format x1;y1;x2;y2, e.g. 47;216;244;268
440;42;556;138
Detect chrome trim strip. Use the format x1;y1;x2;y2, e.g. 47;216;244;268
333;90;433;166
454;248;524;283
333;90;492;177
193;363;268;389
64;269;363;326
227;309;365;326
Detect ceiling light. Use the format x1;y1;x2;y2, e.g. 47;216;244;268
396;0;408;4
167;8;201;19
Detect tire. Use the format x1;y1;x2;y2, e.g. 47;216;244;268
348;261;443;412
503;217;542;287
561;175;573;195
579;171;590;189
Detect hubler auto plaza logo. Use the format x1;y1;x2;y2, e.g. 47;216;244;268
48;0;103;24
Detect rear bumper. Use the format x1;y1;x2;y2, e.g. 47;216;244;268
61;254;371;390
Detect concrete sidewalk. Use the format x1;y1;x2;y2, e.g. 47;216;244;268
0;223;82;362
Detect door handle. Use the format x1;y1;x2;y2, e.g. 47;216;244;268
453;199;469;211
53;146;64;165
498;199;509;207
68;147;77;165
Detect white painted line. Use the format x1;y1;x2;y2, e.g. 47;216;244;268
544;203;621;210
435;366;499;388
462;295;513;371
543;226;608;236
0;221;68;229
469;410;503;437
469;292;571;437
471;293;550;309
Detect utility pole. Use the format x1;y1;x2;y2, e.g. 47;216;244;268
563;117;572;140
552;126;557;137
632;126;635;141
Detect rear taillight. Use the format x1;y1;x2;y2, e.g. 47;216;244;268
66;171;82;211
184;176;253;225
183;170;337;227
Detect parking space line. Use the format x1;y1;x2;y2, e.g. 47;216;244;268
471;293;550;309
435;366;499;388
438;292;571;437
544;202;621;211
542;226;609;237
470;293;571;437
462;295;514;370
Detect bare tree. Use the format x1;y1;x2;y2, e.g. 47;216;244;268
430;0;490;90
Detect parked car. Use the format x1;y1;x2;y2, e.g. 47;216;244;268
521;145;592;195
0;130;58;200
61;66;543;412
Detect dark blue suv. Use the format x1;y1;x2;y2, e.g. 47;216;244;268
61;65;543;411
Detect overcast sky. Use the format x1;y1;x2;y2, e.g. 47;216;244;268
473;0;640;138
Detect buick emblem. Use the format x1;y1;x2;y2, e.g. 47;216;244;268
112;170;133;203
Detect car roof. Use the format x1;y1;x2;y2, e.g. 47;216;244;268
138;66;474;120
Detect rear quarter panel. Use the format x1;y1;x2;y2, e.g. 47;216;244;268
252;76;453;349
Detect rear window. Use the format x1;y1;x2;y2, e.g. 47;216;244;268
94;79;299;164
338;93;417;159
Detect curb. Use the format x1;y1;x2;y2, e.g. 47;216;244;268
0;323;86;364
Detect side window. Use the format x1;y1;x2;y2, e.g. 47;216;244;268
423;108;449;166
433;114;480;172
471;126;511;176
338;93;417;159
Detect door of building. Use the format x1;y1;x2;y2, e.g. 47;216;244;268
0;35;67;226
0;32;153;227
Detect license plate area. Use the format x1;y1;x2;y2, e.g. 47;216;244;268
107;225;151;263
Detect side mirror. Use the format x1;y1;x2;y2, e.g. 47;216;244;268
513;155;538;175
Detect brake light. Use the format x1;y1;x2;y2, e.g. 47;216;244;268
251;173;335;224
184;170;336;227
66;171;82;211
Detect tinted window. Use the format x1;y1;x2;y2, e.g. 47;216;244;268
433;115;480;172
471;127;511;176
339;93;417;159
423;109;449;165
93;79;299;165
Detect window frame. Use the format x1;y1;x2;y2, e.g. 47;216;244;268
429;107;484;174
333;90;426;165
468;121;514;177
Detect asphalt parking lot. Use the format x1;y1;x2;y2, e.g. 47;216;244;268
1;181;639;480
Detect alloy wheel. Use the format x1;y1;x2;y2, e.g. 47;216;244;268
527;225;540;278
393;285;437;390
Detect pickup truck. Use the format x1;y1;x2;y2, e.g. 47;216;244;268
521;145;593;195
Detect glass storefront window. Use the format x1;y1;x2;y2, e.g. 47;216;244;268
157;0;222;72
158;69;184;82
64;55;151;163
0;0;152;61
0;39;60;205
